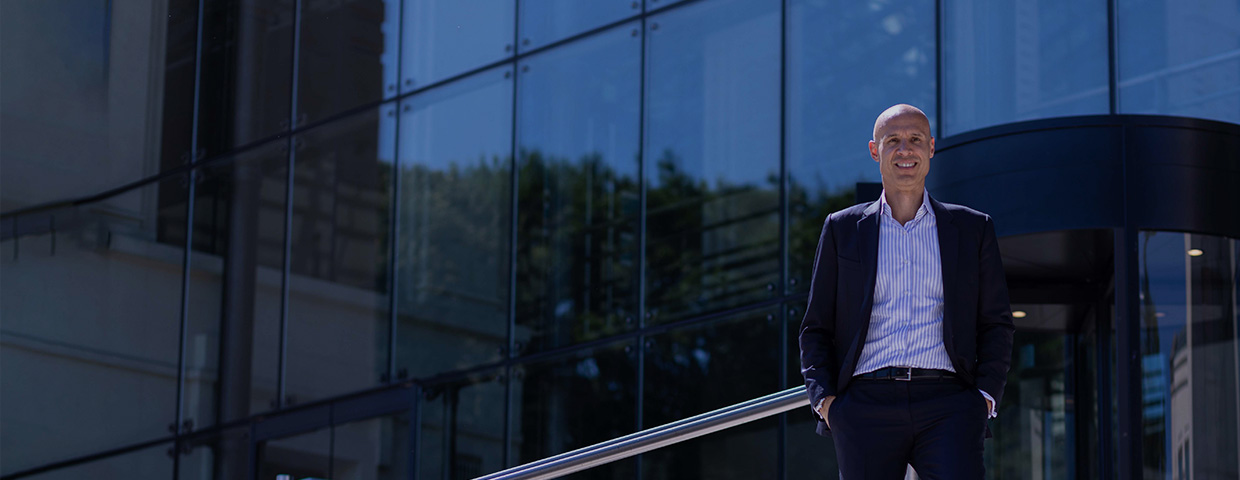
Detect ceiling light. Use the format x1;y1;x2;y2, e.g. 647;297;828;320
1188;249;1203;257
1012;311;1027;318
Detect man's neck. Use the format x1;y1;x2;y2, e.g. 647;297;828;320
883;187;924;226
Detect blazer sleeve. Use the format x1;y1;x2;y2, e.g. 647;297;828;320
974;215;1016;407
800;215;840;417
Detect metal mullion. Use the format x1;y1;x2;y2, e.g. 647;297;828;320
1114;124;1139;480
385;0;407;390
1107;0;1119;114
504;0;521;470
276;0;305;411
171;0;209;476
635;5;650;478
935;0;943;133
777;0;789;477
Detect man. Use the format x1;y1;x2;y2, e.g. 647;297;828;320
798;104;1015;479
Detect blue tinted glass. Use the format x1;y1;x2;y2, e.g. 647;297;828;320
944;0;1109;135
396;67;512;379
23;443;172;480
1118;1;1240;124
518;0;639;52
644;0;782;325
1137;232;1240;478
642;308;781;478
420;371;507;479
511;340;638;469
297;0;402;123
786;0;935;293
0;177;187;475
516;23;641;353
401;0;514;92
286;105;397;405
0;0;188;209
197;0;294;155
185;140;289;429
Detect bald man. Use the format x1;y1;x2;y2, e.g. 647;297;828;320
798;105;1015;479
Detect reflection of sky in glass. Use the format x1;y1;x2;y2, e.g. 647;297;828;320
519;22;640;176
787;0;935;198
519;0;638;52
944;0;1109;135
401;0;513;91
645;0;780;190
399;67;513;170
1118;0;1240;124
1140;231;1188;356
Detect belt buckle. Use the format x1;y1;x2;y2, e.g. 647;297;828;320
894;367;913;381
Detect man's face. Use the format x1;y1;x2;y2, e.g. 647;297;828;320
869;112;935;190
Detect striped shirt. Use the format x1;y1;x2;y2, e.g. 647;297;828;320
853;189;956;375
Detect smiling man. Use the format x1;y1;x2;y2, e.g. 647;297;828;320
798;104;1015;479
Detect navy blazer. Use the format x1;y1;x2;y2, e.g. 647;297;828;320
798;196;1015;437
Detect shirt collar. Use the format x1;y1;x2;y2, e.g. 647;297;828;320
879;188;934;221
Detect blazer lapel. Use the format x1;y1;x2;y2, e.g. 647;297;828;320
855;201;881;357
931;197;959;358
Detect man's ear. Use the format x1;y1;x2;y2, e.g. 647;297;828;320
869;140;879;161
929;137;935;158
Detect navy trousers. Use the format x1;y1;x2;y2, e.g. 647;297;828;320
826;378;988;480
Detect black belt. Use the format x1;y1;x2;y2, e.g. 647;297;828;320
855;367;956;381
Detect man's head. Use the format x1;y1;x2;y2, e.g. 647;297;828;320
869;104;934;193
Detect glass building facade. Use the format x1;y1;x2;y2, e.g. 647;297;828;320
1;0;1237;479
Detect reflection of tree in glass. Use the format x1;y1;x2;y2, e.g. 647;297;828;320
396;153;510;343
788;173;864;291
517;148;640;350
645;148;780;323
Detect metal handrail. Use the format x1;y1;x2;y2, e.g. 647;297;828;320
474;386;809;480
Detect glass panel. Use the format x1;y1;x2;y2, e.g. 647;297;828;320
184;140;289;428
333;413;412;480
0;176;188;475
785;0;935;293
1138;232;1239;479
197;0;295;156
643;417;779;480
0;0;190;210
158;0;201;172
644;0;781;325
1118;0;1240;124
395;67;512;379
286;105;397;404
180;427;252;480
419;370;507;479
643;306;780;423
943;0;1109;135
400;0;514;92
516;23;641;352
644;306;780;479
517;0;639;52
258;427;332;480
785;408;838;479
785;299;841;477
987;307;1078;479
646;0;685;10
23;443;172;480
297;0;402;124
510;340;638;471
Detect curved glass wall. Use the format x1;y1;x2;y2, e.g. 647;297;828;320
1137;232;1239;479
